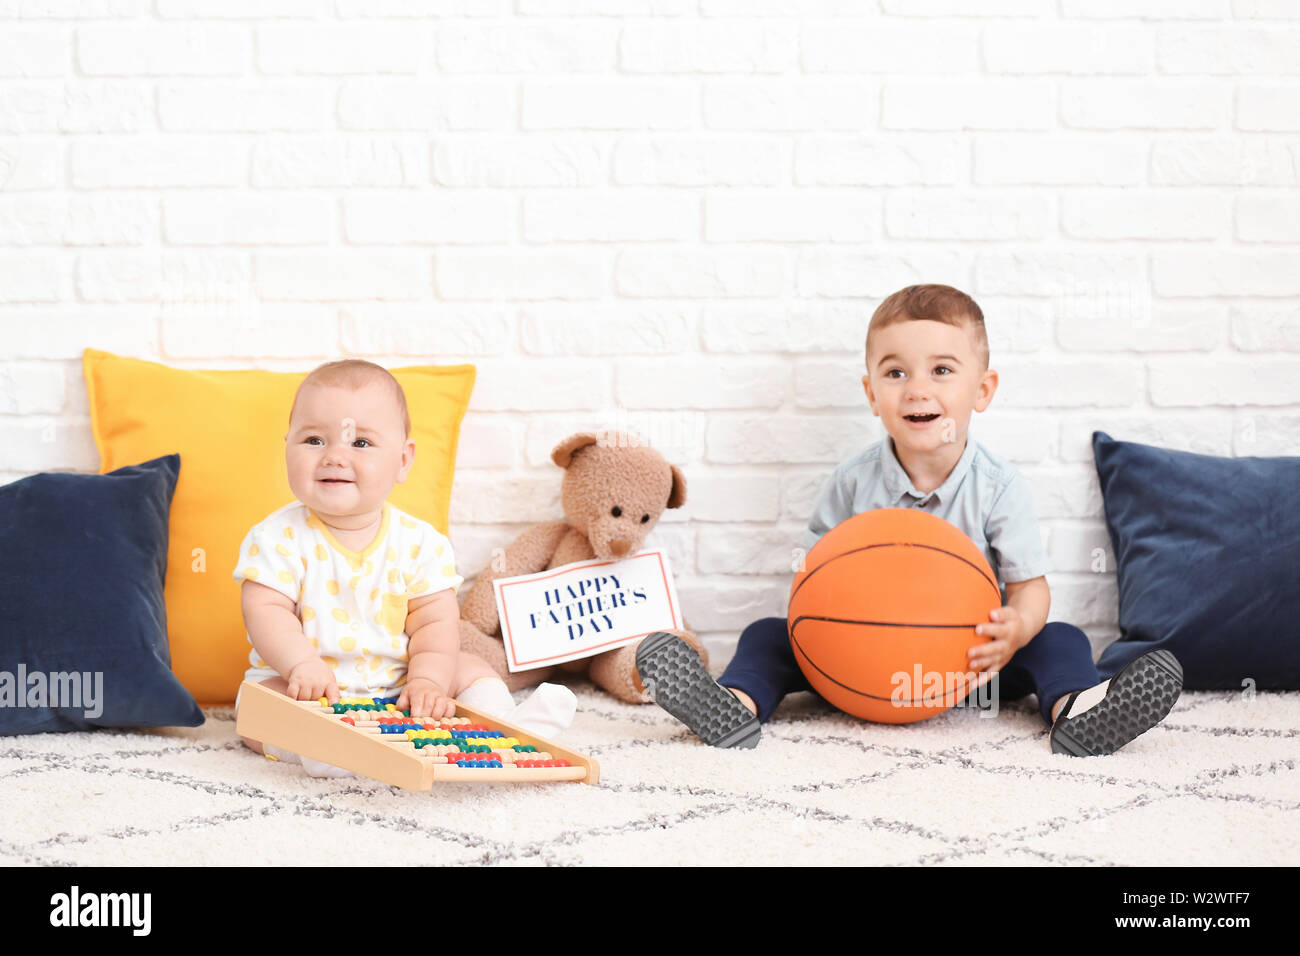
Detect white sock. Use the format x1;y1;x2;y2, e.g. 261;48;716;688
300;755;355;779
456;677;517;717
262;743;301;765
508;683;577;740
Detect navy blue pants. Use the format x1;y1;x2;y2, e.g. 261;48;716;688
718;617;1100;727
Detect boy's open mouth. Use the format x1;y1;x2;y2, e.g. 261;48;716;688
904;413;940;423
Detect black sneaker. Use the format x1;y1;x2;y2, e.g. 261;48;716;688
1050;649;1183;756
635;632;761;749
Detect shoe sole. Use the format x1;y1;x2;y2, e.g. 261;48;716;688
1050;649;1183;757
635;632;761;749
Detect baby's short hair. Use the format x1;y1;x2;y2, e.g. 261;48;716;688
866;284;990;372
289;359;411;438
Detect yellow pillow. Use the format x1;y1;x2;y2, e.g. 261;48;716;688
83;349;475;706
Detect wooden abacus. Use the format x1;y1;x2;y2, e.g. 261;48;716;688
235;680;599;789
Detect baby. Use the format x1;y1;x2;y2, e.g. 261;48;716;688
234;359;575;776
637;284;1184;756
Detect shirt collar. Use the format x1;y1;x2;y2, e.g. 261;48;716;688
882;434;977;506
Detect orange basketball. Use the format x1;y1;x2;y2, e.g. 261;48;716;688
788;508;1000;724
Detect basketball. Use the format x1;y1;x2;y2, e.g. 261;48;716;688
788;508;1001;724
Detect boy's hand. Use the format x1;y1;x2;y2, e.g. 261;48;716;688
399;677;455;719
967;605;1027;675
286;658;339;703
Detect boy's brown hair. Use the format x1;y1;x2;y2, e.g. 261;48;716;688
288;360;411;438
866;284;990;372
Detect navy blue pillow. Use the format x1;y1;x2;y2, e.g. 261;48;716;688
0;454;203;733
1092;431;1300;690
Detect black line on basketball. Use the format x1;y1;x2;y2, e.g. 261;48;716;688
791;540;1000;605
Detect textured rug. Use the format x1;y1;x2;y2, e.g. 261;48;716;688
1;684;1296;867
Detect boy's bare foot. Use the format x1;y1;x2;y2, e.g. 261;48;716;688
635;633;761;749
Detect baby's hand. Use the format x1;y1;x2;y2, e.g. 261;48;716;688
967;605;1026;675
286;658;339;703
399;678;456;719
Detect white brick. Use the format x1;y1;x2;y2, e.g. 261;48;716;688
524;80;696;130
0;27;67;77
449;474;562;524
617;359;788;409
338;0;510;14
345;194;512;244
991;359;1143;408
794;359;865;409
1060;0;1226;15
0;362;63;413
796;250;966;298
256;253;427;301
0;140;59;190
1058;413;1235;461
683;476;781;523
878;0;1047;13
0;420;97;472
706;79;876;131
781;469;825;523
1152;251;1300;296
165;194;332;245
698;527;801;575
985;25;1151;74
615;137;783;186
77;26;248;76
706;415;877;464
622;20;796;73
676;582;787;633
0;81;150;133
455;416;519;470
1234;0;1300;16
980;297;1053;354
72;138;246;188
76;252;248;304
886;192;1052;240
1236;194;1300;241
707;193;879;242
1063;191;1230;240
435;249;609;300
0;196;155;246
970;416;1054;463
1159;27;1300;74
1062;80;1230;129
804;21;980;74
1150;358;1300;406
1048;526;1114;576
796;136;960;185
435;136;606;187
1048;576;1118;629
1058;304;1223;352
467;361;609;412
158;0;322;15
524;193;698;242
616;249;786;298
438;21;617;72
883;80;1053;130
0;253;62;301
1028;466;1102;520
520;0;690;13
519;306;691;355
974;136;1145;185
259;24;424;75
1233;412;1300;456
1237;85;1300;131
1152;137;1300;186
159;82;331;132
340;80;513;131
702;303;867;354
340;306;512;356
253;137;423;188
0;0;147;15
1230;303;1300;350
160;310;339;359
0;309;156;358
523;413;706;467
975;253;1145;297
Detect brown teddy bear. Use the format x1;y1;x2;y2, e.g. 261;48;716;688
458;431;708;703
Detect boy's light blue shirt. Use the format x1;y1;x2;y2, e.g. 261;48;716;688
800;435;1051;598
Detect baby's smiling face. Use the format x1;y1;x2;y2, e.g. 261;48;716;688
284;381;415;527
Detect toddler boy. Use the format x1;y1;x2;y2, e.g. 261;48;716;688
637;285;1182;755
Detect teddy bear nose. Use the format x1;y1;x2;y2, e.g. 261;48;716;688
609;539;632;557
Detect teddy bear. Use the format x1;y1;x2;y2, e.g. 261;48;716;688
457;431;707;703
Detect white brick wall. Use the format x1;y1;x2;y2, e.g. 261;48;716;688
2;4;1298;664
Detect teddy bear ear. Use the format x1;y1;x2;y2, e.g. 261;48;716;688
666;463;687;509
551;432;601;469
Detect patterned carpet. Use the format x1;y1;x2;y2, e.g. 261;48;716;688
2;684;1296;867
